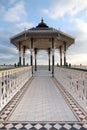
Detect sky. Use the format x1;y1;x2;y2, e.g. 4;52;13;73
0;0;87;65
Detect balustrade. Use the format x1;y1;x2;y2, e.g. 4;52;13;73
54;67;87;111
0;66;32;111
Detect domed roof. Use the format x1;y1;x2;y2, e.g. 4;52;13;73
36;19;49;28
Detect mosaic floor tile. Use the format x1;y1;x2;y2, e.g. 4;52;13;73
54;124;62;129
63;124;72;129
34;124;43;129
44;124;52;129
5;123;14;129
73;123;81;129
25;124;33;129
15;123;23;129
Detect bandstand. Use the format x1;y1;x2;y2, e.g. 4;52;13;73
10;19;75;75
1;20;87;130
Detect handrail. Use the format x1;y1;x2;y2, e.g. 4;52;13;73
0;66;32;111
54;66;87;112
57;66;87;72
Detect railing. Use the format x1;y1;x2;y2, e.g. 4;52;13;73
0;66;32;111
54;67;87;111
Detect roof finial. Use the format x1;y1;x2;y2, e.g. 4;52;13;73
41;18;44;23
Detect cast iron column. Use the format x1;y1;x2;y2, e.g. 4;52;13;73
64;42;66;66
59;46;62;66
35;48;37;71
30;38;33;74
52;38;54;76
48;48;51;71
19;42;22;66
23;46;26;66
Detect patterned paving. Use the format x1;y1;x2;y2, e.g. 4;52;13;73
0;122;87;130
0;70;87;130
8;74;77;121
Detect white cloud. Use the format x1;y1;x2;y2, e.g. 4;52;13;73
0;44;18;64
15;22;34;31
42;0;87;66
67;53;87;65
4;1;27;22
73;19;87;37
67;18;87;43
0;44;18;55
42;0;87;19
65;18;87;65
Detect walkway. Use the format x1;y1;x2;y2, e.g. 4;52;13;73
9;70;77;122
0;70;87;130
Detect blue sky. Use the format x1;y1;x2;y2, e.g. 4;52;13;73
0;0;87;65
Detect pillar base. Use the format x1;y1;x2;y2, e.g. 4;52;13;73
23;58;25;66
35;68;37;71
19;57;21;66
49;68;51;71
